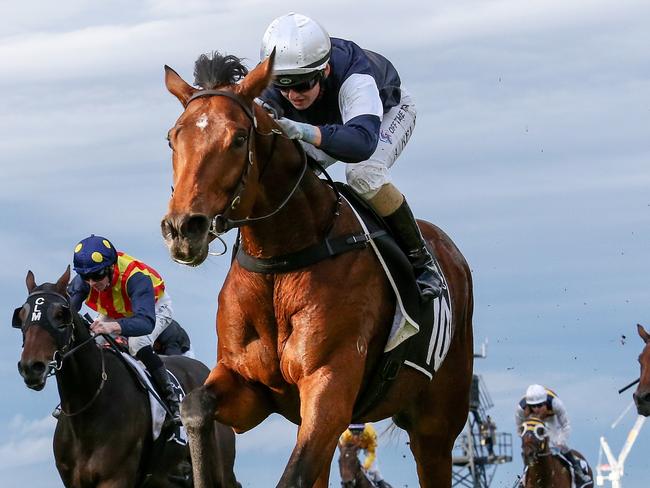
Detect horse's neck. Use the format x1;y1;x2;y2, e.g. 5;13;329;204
526;456;557;488
55;317;106;409
241;140;341;256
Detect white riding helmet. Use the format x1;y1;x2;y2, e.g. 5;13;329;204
525;384;547;405
260;12;331;80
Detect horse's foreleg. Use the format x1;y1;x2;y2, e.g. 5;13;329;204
213;421;240;487
205;362;273;432
278;368;360;487
182;386;220;488
184;365;271;488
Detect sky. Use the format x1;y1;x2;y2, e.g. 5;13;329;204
1;0;649;486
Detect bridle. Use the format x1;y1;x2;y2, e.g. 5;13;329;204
183;89;309;235
339;443;364;486
14;289;107;416
520;420;551;463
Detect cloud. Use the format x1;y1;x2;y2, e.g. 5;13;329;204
0;415;55;471
8;414;56;436
236;415;297;453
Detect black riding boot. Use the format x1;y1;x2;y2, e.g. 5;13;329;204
137;346;182;427
150;366;183;428
383;198;443;300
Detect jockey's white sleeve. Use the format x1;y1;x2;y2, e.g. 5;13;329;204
514;404;526;429
552;397;571;446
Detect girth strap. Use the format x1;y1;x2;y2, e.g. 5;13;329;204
236;231;387;273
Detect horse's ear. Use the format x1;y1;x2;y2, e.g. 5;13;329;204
238;49;275;100
165;65;197;107
56;265;71;293
25;270;36;293
638;324;650;343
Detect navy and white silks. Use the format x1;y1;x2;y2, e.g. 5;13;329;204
261;37;417;200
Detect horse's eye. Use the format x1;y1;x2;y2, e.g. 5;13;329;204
233;134;247;148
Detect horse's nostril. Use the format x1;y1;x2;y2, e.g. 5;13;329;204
31;362;46;375
184;215;210;239
642;393;650;403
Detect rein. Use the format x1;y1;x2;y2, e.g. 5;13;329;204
57;345;108;417
183;89;352;271
185;89;311;235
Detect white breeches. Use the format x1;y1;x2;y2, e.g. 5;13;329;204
127;293;174;355
300;87;417;200
345;87;417;200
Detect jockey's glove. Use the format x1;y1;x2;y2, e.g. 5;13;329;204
253;97;282;119
275;117;319;145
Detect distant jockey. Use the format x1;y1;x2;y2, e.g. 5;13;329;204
67;234;182;427
339;423;391;488
515;384;591;485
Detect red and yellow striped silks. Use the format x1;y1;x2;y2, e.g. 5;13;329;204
85;252;165;319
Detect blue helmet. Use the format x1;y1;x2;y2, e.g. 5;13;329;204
73;235;118;274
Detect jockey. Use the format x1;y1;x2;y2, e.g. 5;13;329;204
339;423;391;488
66;235;182;427
515;384;592;485
259;12;443;300
154;319;194;358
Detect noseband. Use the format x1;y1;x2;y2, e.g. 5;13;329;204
183;89;308;234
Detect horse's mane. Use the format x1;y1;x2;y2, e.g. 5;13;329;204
194;51;249;89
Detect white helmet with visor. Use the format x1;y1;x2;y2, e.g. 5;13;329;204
260;12;331;88
525;384;547;406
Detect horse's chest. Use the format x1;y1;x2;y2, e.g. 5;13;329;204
222;316;312;388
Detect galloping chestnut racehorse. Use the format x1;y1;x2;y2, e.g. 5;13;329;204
519;416;592;488
338;443;375;488
13;267;240;488
161;52;473;487
633;323;650;416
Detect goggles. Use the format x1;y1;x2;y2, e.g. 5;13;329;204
528;403;545;410
79;267;111;282
519;422;547;440
274;71;323;94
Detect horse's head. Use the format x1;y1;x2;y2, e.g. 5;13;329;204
13;267;75;390
338;442;362;487
160;51;279;266
519;416;550;465
634;324;650;416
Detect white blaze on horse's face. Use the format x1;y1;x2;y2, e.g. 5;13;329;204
196;113;209;130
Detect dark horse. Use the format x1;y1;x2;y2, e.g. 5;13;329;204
519;416;592;488
160;51;473;487
633;323;650;416
13;267;240;487
338;443;374;488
